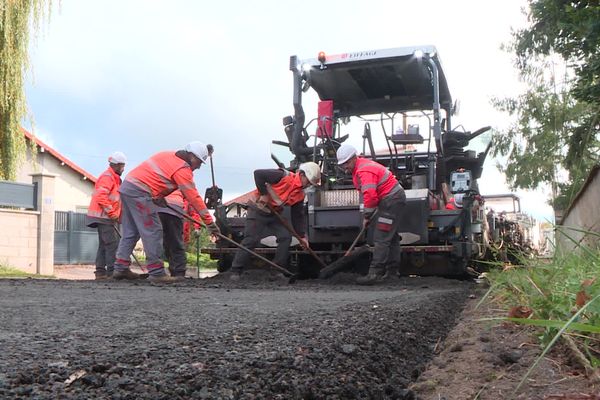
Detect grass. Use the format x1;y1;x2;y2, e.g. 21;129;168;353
482;227;600;396
0;265;54;279
185;252;217;270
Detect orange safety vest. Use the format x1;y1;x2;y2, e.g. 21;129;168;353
352;157;401;213
125;151;213;225
165;190;184;209
87;167;122;221
252;171;305;209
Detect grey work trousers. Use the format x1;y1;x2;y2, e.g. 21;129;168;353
95;223;119;275
113;193;166;276
231;207;292;271
158;212;187;277
370;190;406;271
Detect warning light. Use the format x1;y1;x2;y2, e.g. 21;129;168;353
318;51;326;63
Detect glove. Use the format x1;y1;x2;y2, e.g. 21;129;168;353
298;235;309;249
152;197;168;207
206;222;221;236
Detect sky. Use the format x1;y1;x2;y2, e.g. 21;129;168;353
24;0;555;221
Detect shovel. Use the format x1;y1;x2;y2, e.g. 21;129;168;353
165;204;297;282
319;209;378;279
266;204;327;270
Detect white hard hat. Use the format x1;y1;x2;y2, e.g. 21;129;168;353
184;141;209;163
298;162;321;186
108;151;126;164
336;144;357;165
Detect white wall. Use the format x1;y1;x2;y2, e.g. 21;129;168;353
15;146;95;212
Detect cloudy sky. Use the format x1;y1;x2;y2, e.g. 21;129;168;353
24;0;554;220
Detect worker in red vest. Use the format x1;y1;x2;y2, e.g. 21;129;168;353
112;142;220;283
86;151;126;280
226;162;321;281
336;144;406;285
155;145;213;278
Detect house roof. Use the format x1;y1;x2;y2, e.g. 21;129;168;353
224;191;255;206
22;128;97;183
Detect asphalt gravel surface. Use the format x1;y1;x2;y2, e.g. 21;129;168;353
0;272;473;399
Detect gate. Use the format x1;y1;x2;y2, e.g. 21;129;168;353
54;211;98;264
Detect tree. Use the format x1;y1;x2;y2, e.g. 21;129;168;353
0;1;52;181
492;0;600;211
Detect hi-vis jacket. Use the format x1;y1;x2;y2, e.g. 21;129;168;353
125;151;213;225
87;167;122;225
253;171;305;209
352;157;402;214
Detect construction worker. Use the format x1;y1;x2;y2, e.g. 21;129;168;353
227;162;321;281
336;144;406;285
112;142;220;283
156;145;213;278
86;151;127;280
156;190;188;278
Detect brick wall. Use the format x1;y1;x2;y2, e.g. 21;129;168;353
0;209;39;274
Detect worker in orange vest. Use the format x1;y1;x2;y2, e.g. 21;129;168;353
86;151;126;280
226;162;321;281
112;142;220;283
336;144;406;285
156;145;212;278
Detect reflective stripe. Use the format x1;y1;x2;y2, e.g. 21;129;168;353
146;158;177;191
362;183;377;190
377;170;391;186
266;184;285;206
364;207;376;213
378;216;393;224
127;177;153;194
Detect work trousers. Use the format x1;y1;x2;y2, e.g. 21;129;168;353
231;207;292;271
95;223;119;276
113;193;165;276
159;212;187;277
370;190;406;271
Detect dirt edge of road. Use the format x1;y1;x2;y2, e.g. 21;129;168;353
411;287;599;400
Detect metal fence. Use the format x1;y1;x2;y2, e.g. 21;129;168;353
54;211;98;264
0;181;37;209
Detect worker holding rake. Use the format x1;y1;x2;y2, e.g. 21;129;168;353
336;144;406;285
226;162;321;281
112;142;220;283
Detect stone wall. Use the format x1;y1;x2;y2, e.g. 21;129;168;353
556;166;600;253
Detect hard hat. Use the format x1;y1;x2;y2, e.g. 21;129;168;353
108;151;126;164
184;141;209;163
298;162;321;186
336;144;357;165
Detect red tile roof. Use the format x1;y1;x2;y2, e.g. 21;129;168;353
22;128;97;183
224;190;255;206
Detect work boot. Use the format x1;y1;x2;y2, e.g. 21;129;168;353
148;274;184;284
224;268;242;282
356;267;386;285
112;269;141;280
95;272;110;281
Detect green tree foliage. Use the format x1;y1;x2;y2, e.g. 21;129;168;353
514;0;600;106
493;0;600;211
0;1;52;181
